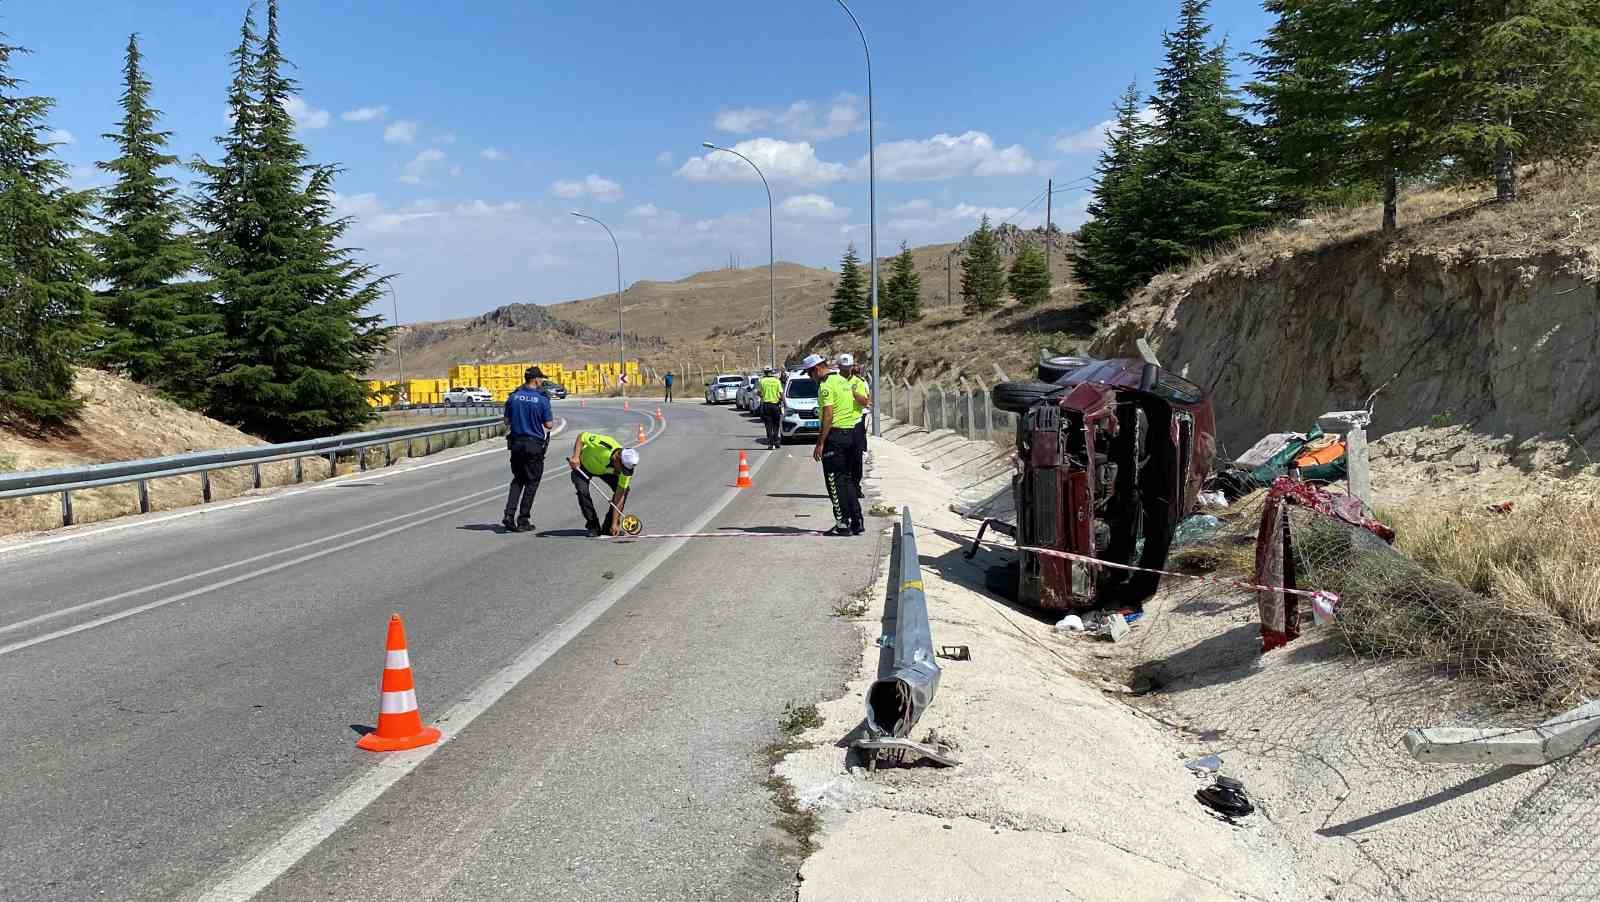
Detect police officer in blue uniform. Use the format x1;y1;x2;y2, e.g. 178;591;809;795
502;367;556;532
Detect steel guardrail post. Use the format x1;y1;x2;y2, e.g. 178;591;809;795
202;471;212;503
864;507;942;739
137;479;149;514
60;490;73;527
253;463;262;490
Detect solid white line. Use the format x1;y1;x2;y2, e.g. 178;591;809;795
193;448;774;902
0;419;569;558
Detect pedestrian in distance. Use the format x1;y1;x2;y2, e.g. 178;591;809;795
663;370;675;403
804;353;865;537
757;366;784;449
502;367;556;533
567;431;639;537
836;353;871;514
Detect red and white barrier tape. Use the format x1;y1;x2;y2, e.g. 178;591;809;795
619;531;827;540
1015;543;1339;623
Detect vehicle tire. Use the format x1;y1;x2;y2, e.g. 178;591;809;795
992;380;1065;415
1037;355;1091;384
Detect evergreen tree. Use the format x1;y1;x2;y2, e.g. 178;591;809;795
1431;0;1600;202
194;1;389;441
1140;0;1275;271
0;35;95;423
1008;240;1051;307
1070;83;1153;308
883;241;922;325
828;243;867;330
960;215;1005;313
92;33;219;408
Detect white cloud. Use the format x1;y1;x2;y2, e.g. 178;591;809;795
627;203;660;218
399;148;447;184
481;147;508;161
455;199;524;216
448;165;463;177
779;193;848;221
871;131;1040;181
655;151;674;167
550;173;623;202
714;94;863;141
341;105;388;123
384;119;419;144
333;192;383;219
47;128;74;145
1054;106;1158;155
283;95;330;130
437;133;457;145
891;198;933;216
676;138;849;187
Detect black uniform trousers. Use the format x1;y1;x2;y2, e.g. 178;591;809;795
572;468;621;533
760;402;783;446
664;382;674;402
821;429;862;528
849;420;867;520
504;435;548;523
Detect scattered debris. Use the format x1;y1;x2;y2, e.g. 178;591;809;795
868;503;898;518
601;570;615;580
1054;614;1086;633
856;735;961;770
1198;490;1229;509
1102;611;1131;643
1184;754;1223;775
1171;514;1222;546
1487;500;1515;514
1196;776;1255;819
936;645;971;661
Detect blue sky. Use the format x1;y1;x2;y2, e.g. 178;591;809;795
13;0;1274;324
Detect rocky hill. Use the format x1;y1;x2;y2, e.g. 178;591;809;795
1091;166;1600;467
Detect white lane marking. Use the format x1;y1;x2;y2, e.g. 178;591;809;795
193;448;774;902
0;415;665;654
0;419;569;558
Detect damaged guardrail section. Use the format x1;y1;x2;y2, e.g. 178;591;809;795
861;507;949;742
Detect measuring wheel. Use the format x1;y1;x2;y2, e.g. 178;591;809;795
620;514;643;536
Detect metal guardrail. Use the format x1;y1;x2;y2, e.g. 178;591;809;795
372;403;501;415
0;415;507;527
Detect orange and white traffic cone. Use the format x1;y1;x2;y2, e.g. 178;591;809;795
735;450;753;488
655;405;664;420
580;398;587;408
637;423;647;444
623;400;630;412
356;614;442;753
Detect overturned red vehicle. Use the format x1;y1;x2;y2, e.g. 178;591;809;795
990;357;1216;610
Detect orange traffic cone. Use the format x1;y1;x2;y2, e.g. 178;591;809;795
655;405;664;420
735;450;753;488
623;400;630;411
580;398;587;408
636;422;647;444
356;615;442;753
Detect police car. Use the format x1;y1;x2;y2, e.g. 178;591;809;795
780;373;820;438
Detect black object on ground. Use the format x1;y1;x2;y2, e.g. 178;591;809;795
1196;776;1255;818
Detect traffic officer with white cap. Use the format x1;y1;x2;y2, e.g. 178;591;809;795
803;353;864;536
566;430;639;537
836;353;871;517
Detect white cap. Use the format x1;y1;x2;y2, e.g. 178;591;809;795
799;353;826;370
835;353;854;366
619;448;639;471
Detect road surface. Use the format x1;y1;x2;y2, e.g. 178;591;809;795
0;399;880;901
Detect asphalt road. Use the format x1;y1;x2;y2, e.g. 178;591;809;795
0;399;881;901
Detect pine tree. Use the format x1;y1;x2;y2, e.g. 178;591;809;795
0;35;95;423
960;215;1005;313
194;1;389;441
1008;240;1051;307
883;242;922;325
92;33;219;408
1071;83;1154;308
828;243;867;330
1140;0;1275;270
1431;0;1600;202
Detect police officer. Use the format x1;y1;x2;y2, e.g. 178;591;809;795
663;370;675;403
757;366;784;448
502;367;556;533
836;353;871;513
804;353;864;536
566;430;639;537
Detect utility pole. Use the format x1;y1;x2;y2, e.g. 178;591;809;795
1045;177;1053;279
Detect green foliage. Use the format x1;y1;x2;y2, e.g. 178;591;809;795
91;34;220;409
881;241;922;325
1071;83;1156;308
828;243;867;330
0;34;95;424
1007;240;1051;307
960;215;1005;313
193;1;389;441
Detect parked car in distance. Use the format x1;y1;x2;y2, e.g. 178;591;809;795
443;386;492;406
705;374;743;405
779;375;820;439
541;383;568;400
737;375;761;412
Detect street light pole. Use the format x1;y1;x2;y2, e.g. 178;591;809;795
834;0;879;436
702;142;777;371
570;211;624;399
386;281;406;404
